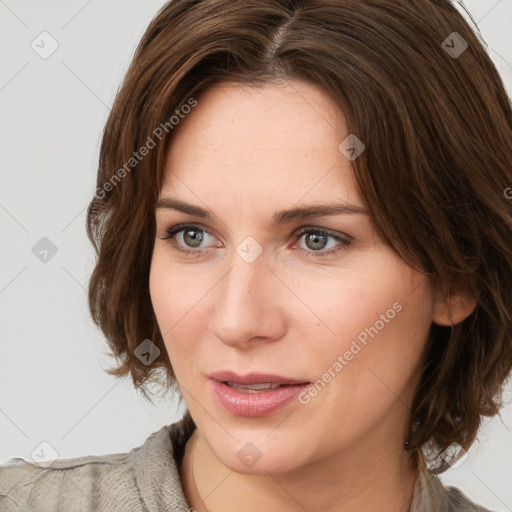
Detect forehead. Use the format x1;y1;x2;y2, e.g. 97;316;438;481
161;80;364;210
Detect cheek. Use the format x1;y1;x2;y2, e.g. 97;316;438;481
294;277;433;442
149;249;209;369
343;291;431;405
290;272;399;351
149;248;200;329
149;252;183;356
149;253;173;330
295;262;433;389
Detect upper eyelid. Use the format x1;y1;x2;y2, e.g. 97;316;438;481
160;222;216;240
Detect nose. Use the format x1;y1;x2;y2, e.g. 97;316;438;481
208;250;286;348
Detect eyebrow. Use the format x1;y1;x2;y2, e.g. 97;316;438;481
156;197;369;224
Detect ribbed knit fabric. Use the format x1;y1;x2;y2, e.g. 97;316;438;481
0;416;495;512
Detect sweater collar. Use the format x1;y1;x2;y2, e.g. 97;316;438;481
131;419;192;512
132;417;448;512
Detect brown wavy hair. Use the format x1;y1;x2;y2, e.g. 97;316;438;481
86;0;512;473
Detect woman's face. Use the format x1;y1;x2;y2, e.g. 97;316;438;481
149;79;438;473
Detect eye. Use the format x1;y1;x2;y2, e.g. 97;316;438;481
291;227;352;258
159;223;217;257
159;223;352;258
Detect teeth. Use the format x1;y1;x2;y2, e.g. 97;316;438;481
225;381;282;392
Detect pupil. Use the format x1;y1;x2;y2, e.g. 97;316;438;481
184;229;204;247
307;233;326;250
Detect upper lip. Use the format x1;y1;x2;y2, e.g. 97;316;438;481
208;370;310;385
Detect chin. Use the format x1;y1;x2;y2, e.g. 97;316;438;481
212;435;307;476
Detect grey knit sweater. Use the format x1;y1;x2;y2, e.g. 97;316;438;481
0;416;495;512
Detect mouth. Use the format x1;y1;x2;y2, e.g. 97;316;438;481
208;370;310;388
222;381;304;393
207;371;311;416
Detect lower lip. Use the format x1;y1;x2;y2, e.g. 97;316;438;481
209;379;309;417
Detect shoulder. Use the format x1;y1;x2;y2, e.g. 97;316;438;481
412;467;497;512
0;446;142;512
0;419;195;512
445;484;497;512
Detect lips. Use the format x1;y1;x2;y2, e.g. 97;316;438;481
209;380;310;416
208;370;310;386
207;370;311;416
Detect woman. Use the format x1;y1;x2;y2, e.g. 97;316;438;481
1;0;511;511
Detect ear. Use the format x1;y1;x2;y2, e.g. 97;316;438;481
432;283;477;327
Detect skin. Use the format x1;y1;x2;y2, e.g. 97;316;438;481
149;79;476;512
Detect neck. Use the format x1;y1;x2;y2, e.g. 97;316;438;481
179;428;419;512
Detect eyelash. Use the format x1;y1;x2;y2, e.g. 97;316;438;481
159;223;352;259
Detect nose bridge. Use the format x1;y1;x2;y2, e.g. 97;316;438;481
208;246;283;346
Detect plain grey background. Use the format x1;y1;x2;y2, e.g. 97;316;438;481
1;1;511;510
